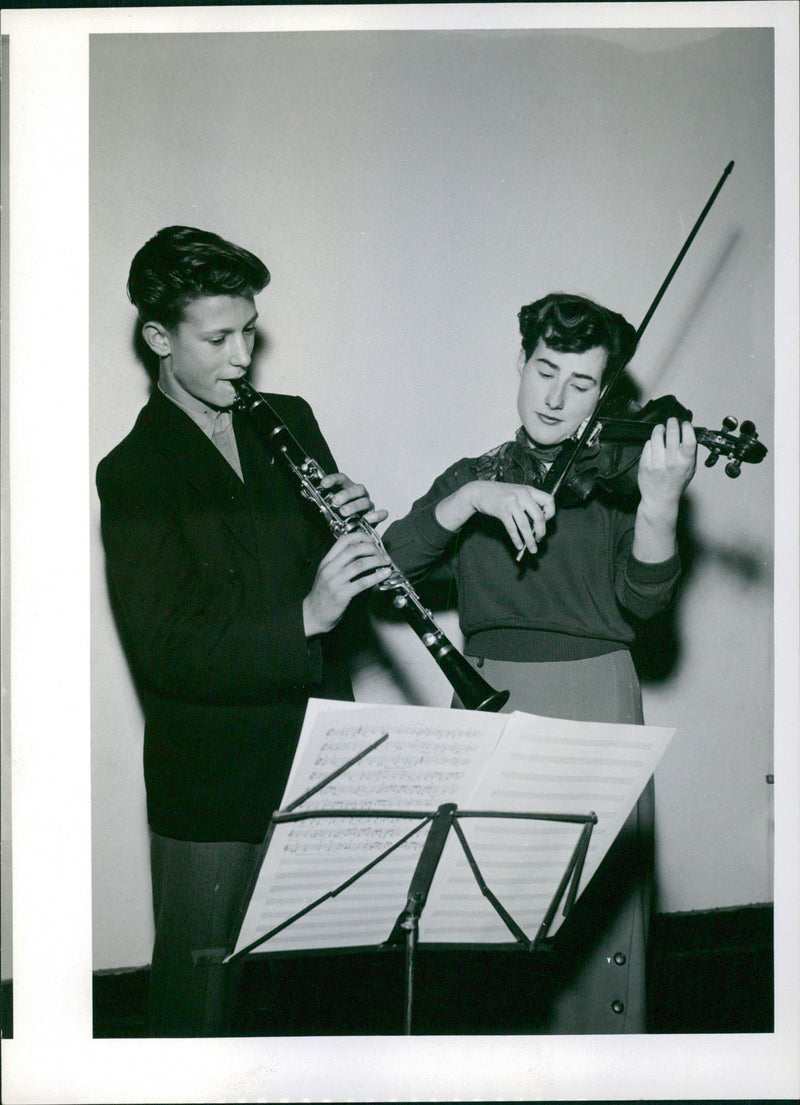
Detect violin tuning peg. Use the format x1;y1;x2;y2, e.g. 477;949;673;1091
705;453;720;468
722;415;738;432
725;459;742;478
740;420;756;436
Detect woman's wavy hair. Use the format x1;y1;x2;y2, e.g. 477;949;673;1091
518;293;636;384
127;226;270;329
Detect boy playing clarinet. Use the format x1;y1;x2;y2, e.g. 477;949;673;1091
96;226;391;1035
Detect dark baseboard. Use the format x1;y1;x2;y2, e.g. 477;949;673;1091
0;903;774;1039
1;972;12;1039
646;903;774;1034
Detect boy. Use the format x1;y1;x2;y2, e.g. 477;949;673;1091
97;226;391;1035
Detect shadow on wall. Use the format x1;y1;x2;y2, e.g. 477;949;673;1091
633;497;770;684
645;228;741;391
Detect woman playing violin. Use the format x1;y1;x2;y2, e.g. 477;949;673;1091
383;292;697;1034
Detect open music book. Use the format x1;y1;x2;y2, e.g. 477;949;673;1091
229;699;675;957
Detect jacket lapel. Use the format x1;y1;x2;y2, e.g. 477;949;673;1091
142;389;258;558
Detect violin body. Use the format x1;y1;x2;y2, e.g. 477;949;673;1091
560;395;767;503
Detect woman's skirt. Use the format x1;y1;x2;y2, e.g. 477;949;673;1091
459;650;655;1034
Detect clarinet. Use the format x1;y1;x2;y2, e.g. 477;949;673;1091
233;377;509;712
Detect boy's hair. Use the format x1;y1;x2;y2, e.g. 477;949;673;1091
127;226;270;329
518;293;636;381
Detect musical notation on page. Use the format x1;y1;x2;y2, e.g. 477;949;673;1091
230;700;674;957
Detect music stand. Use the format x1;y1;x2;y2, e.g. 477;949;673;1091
227;736;597;1034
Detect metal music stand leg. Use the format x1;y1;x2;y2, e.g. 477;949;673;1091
392;808;598;1033
401;907;419;1035
389;803;457;1034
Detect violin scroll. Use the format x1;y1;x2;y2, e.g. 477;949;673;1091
700;416;767;477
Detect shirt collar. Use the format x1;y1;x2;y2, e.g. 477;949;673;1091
158;381;231;438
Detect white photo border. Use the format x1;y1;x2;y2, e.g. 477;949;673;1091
3;3;798;1102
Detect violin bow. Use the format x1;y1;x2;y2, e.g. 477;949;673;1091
541;160;736;499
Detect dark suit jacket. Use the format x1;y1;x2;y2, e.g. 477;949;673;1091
96;388;354;842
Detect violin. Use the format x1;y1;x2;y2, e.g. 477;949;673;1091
563;393;768;502
541;161;769;504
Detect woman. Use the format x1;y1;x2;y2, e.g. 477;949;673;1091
382;293;697;1033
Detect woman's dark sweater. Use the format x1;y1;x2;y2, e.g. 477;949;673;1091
383;456;680;663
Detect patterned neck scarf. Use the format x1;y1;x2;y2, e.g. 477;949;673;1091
471;426;565;487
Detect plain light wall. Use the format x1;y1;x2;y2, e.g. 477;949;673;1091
90;28;774;971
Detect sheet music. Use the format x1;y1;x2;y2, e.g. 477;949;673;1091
232;701;506;954
282;699;506;812
230;700;674;956
419;710;674;941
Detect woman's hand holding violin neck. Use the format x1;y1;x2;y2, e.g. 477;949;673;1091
637;418;697;509
435;480;556;557
633;418;697;562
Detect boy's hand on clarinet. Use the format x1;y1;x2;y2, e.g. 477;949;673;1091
319;472;388;527
303;530;393;637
